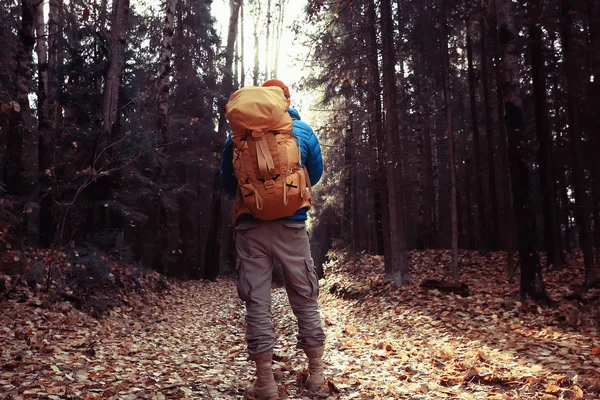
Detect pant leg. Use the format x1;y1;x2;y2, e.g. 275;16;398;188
272;221;325;349
235;221;275;356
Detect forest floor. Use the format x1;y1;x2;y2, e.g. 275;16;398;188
1;249;600;399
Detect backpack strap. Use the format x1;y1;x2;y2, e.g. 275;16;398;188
252;130;277;193
302;167;312;200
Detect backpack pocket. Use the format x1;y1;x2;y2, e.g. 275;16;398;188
239;181;264;211
284;170;303;203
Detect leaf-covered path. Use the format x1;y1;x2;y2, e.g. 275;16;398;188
2;251;600;399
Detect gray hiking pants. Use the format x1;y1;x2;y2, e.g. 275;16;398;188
235;219;326;356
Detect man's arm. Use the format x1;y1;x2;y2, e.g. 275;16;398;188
219;135;238;198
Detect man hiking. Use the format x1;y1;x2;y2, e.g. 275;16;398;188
220;79;326;400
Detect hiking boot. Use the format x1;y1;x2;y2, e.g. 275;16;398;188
244;351;280;400
303;345;325;391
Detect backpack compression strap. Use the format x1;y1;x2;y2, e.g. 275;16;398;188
252;131;276;193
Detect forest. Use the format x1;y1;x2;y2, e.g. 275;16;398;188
1;0;600;398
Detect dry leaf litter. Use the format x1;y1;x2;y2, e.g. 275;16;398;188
1;249;599;399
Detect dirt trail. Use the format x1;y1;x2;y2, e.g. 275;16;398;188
2;251;600;399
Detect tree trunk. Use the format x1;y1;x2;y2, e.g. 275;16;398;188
217;0;241;138
251;3;260;86
480;15;500;251
264;0;271;79
34;3;50;248
586;0;600;272
548;28;571;256
102;0;130;136
366;0;390;262
441;0;458;281
380;0;409;285
432;119;441;246
495;0;550;301
418;98;435;249
343;121;355;254
272;0;287;78
240;0;245;86
465;154;474;248
489;0;515;278
466;20;487;252
3;0;42;197
35;5;48;130
47;0;61;126
560;0;596;287
528;0;562;268
204;171;222;280
40;0;62;247
157;0;176;141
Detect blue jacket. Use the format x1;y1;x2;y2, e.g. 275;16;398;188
220;108;323;221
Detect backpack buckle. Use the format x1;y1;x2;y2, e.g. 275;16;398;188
264;180;275;189
251;131;264;139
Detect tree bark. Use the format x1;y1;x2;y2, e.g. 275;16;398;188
32;3;51;248
380;0;409;285
35;5;48;131
466;20;487;252
217;0;242;139
560;0;596;287
251;1;261;86
528;0;562;268
418;96;435;249
495;0;550;301
264;0;271;79
343;121;355;254
366;0;390;262
47;0;61;126
157;0;176;141
441;0;459;281
585;0;600;272
489;0;515;278
3;0;42;196
480;16;500;251
272;0;287;78
102;0;130;136
240;0;245;86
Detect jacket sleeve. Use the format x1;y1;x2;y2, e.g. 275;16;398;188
303;124;324;186
219;134;238;198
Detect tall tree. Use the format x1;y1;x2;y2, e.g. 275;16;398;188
466;18;487;252
218;0;242;138
440;0;458;281
528;0;562;268
343;119;355;253
585;0;600;272
381;0;409;285
264;0;272;78
489;0;516;278
3;0;43;196
240;0;245;86
560;0;596;287
102;0;130;135
34;2;49;247
157;0;176;141
272;0;287;77
39;0;63;247
366;0;391;266
479;15;500;251
250;0;261;85
495;0;549;301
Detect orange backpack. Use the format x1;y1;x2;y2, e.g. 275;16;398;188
225;86;312;223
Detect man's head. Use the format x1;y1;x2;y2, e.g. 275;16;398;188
262;79;291;106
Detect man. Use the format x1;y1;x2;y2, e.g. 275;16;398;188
220;79;326;400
